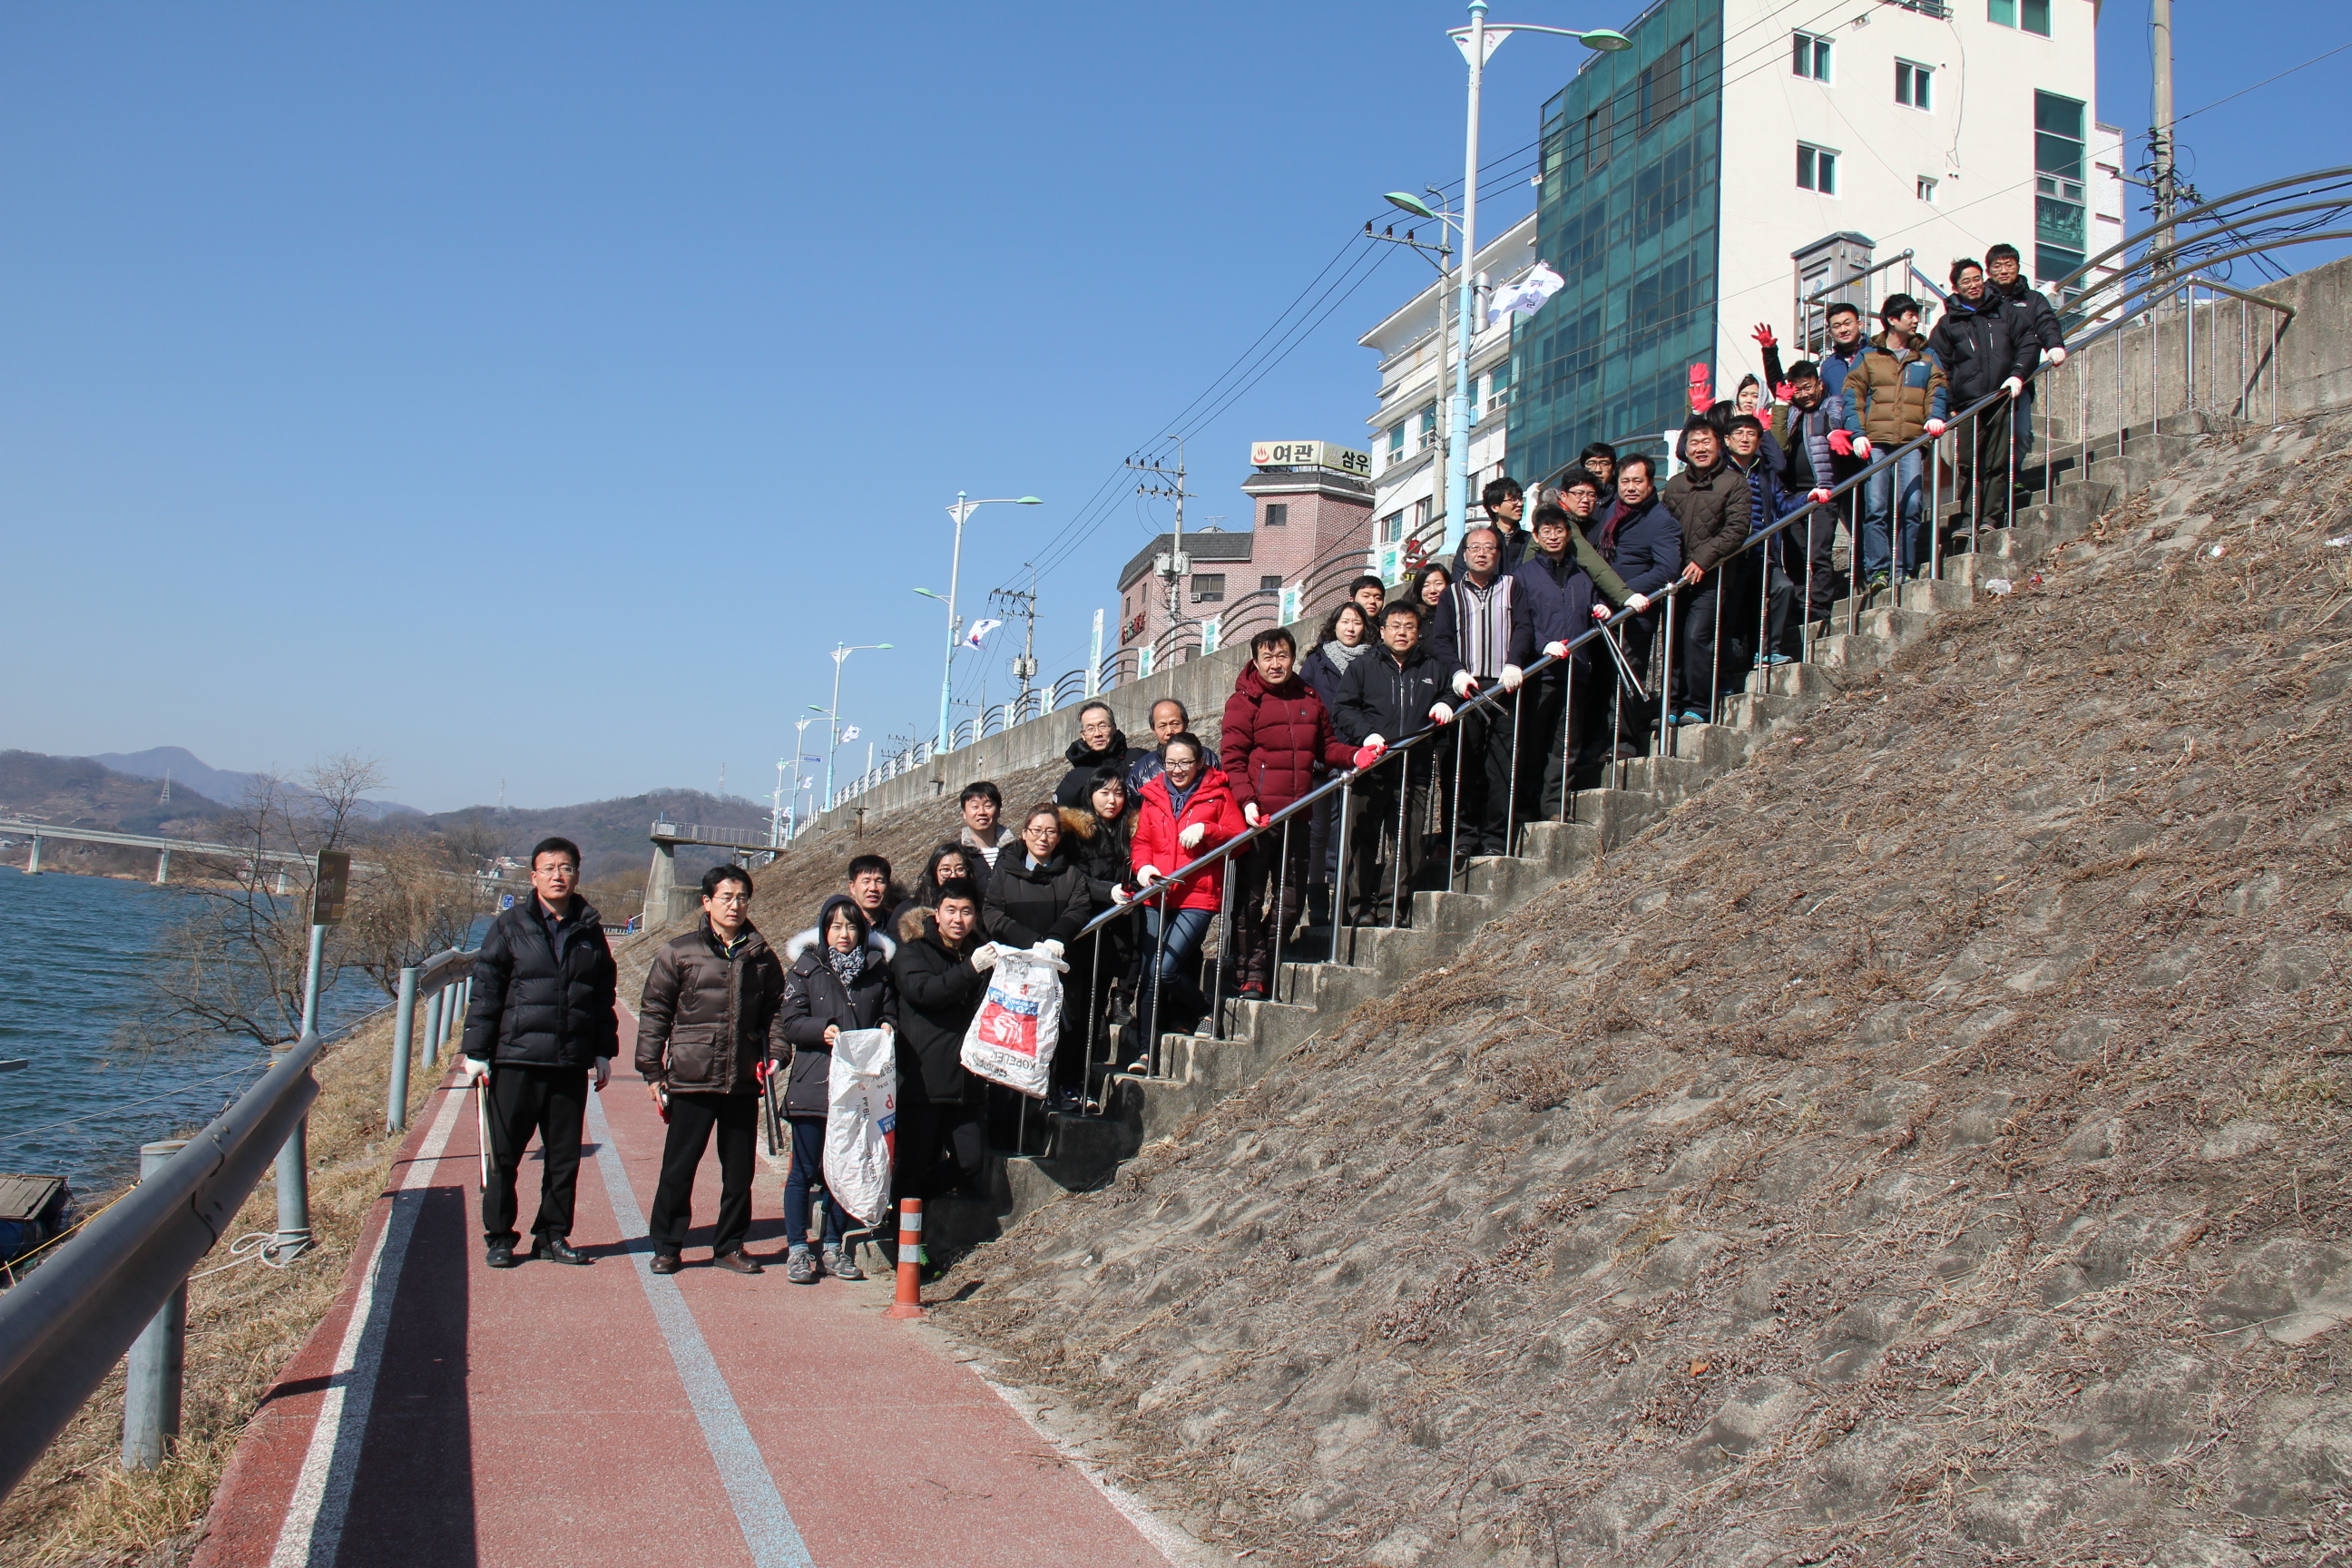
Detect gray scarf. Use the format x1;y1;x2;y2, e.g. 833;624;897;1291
1322;639;1371;676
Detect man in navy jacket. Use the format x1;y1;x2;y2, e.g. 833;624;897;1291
1576;458;1682;770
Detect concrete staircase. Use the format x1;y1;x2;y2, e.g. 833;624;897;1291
917;413;2208;1258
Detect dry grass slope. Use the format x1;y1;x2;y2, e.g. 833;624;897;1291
938;415;2352;1567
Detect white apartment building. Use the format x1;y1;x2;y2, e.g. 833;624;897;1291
1358;212;1538;577
1508;0;2124;481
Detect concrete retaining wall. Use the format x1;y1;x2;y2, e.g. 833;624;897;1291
801;640;1256;836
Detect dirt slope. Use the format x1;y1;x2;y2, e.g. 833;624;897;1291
941;414;2352;1567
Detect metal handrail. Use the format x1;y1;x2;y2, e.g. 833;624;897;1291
0;1033;324;1499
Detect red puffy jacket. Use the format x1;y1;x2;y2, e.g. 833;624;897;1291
1220;664;1357;817
1130;768;1248;912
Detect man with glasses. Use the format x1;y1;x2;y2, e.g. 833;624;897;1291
635;865;785;1275
1985;242;2069;489
462;836;617;1269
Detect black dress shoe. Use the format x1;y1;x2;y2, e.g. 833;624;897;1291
485;1243;518;1269
531;1237;593;1266
649;1252;681;1275
712;1250;764;1276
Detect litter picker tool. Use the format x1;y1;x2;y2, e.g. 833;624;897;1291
475;1074;493;1191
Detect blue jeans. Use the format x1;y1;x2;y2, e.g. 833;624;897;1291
782;1115;845;1252
1860;446;1926;580
1140;905;1212;1024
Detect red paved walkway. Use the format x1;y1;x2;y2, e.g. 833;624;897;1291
195;1006;1181;1568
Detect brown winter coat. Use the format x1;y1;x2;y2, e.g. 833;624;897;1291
1844;329;1951;447
1660;458;1752;573
633;921;789;1094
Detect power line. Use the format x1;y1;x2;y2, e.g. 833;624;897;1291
2175;38;2352;124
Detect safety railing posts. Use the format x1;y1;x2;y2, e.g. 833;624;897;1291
0;1032;323;1500
119;1139;191;1471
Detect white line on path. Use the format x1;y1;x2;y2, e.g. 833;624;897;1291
585;1087;817;1568
267;1084;466;1568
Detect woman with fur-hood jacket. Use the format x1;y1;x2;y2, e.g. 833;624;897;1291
777;895;897;1118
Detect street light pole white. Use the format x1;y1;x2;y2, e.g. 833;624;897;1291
933;492;1043;752
817;642;889;810
1441;12;1631;553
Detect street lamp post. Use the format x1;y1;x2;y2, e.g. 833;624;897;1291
814;642;889;810
930;492;1042;752
1440;7;1631;554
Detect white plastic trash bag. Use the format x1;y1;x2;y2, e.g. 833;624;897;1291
960;946;1067;1100
823;1026;897;1230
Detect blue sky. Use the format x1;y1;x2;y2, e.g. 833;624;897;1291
5;2;2340;813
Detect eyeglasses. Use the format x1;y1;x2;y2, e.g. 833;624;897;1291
710;892;751;906
534;865;577;877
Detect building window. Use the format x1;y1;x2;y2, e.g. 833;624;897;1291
1791;31;1831;82
1917;175;1939;203
1640;34;1693;132
1386;424;1403;455
1416;406;1437;449
1263;502;1288;527
1584;100;1612;171
1990;0;2052;34
1797;142;1838;194
1896;60;1933;110
1411;497;1433;536
1259;574;1281;593
1378;511;1404;544
2034;90;2088;281
1191;574;1225;604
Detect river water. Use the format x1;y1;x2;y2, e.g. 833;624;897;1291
0;871;399;1198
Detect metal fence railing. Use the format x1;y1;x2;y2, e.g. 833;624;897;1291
0;1034;323;1496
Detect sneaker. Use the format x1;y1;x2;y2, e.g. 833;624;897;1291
1124;1055;1152;1073
1235;979;1268;1003
1762;652;1795;666
822;1244;863;1281
1673;709;1709;727
785;1245;818;1285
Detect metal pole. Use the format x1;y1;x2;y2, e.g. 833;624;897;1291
271;1036;313;1260
936;495;969;751
120;1140;190;1470
1445;0;1489;558
2151;0;2177;280
421;988;445;1075
298;921;326;1039
1087;608;1103;698
1210;860;1234;1041
1660;593;1678;758
1389;758;1409;929
1146;887;1171;1077
1270;816;1291;1004
388;965;419;1132
1331;777;1355;963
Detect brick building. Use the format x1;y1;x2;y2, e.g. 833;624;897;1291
1114;442;1374;671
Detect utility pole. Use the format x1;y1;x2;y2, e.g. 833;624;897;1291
1127;439;1192;656
769;760;786;849
2149;0;2178;278
989;564;1041;717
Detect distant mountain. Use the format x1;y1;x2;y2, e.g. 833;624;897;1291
85;747;421;821
428;789;773;885
0;750;231;836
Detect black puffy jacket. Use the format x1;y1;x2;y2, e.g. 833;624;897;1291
889;920;986;1107
463;897;618;1069
1053;730;1149;808
776;916;897;1117
1334;642;1449;780
982;852;1090;949
1929;290;2038;406
632;921;786;1094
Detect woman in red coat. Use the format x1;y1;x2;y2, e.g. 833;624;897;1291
1126;731;1246;1058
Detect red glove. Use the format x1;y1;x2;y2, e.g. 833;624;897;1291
1686;362;1713;413
1751;323;1777;348
1828;429;1854;456
1808;487;1833;505
1773;381;1795;402
1351;742;1387;769
1758;407;1774;432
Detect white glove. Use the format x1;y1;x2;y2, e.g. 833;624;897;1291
1039;938;1063;960
1361;734;1386;750
1178;821;1206;849
1111;884;1133;906
1499;663;1524;692
1808;487;1834;505
1544;639;1570;660
1624;593;1651;613
458;1056;490;1086
971;942;1002;972
1242;802;1261;827
1428;701;1455;726
1135;865;1163;886
2001;377;2024;399
2047;346;2068;366
1925;417;1946;436
1851;436;1872;460
1450;670;1478;698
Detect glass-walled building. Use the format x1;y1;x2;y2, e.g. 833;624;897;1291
1510;0;1722;484
1508;0;2111;488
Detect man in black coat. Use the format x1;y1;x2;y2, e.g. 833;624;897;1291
1929;257;2040;528
1053;703;1149;808
888;879;991;1220
1333;602;1452;925
1581;457;1683;769
462;836;618;1269
1985;240;2069;478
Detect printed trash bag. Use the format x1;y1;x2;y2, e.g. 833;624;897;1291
960;946;1067;1100
822;1026;897;1230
